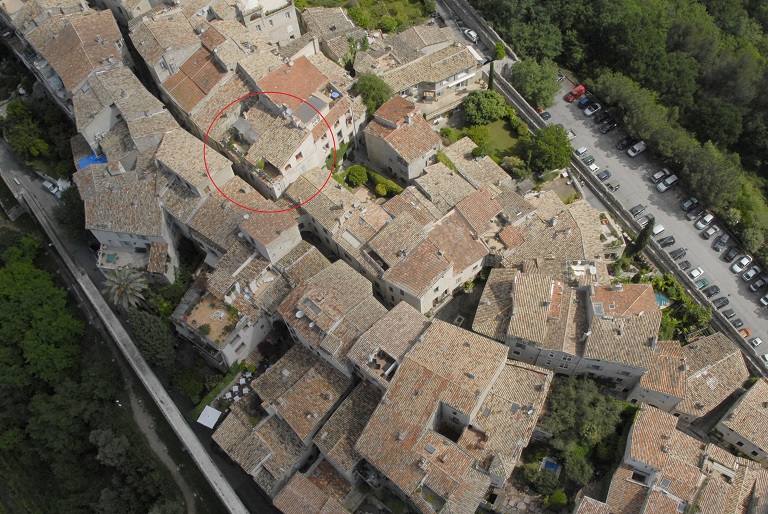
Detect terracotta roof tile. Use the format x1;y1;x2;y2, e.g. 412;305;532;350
573;496;610;514
414;162;475;215
719;378;768;455
443;137;512;189
381;187;441;226
146;242;168;274
639;341;686;397
313;382;382;474
257;56;328;111
129;15;198;66
454;188;503;235
364;99;442;164
605;466;648;514
273;473;347;514
382;44;478;94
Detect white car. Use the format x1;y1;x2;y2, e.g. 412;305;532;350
588;163;599;173
574;146;588;157
750;337;762;348
762;354;768;364
627;141;646;157
463;29;478;44
694;213;714;230
732;255;753;273
688;267;704;279
743;265;762;282
42;180;59;196
584;103;602;116
701;225;719;239
761;292;768;306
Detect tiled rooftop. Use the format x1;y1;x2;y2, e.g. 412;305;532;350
39;9;125;92
129;13;198;66
241;104;311;170
356;321;549;514
205;239;270;299
381;44;477;93
381;186;441;226
347;302;429;388
573;496;610;514
191;73;251;140
605;466;650;514
272;472;347;514
364;98;441;164
187;176;266;253
156;128;231;187
300;6;356;38
382;237;451;298
240;207;297;248
454;188;502;235
250;344;351;441
639;340;686;397
720;378;768;454
163;46;227;113
257;56;328;111
396;25;454;52
676;333;749;417
414;162;475;215
277;260;387;363
442;137;512;189
146;241;168;274
313;382;382;475
238;50;286;85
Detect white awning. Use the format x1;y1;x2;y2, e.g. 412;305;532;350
197;405;223;429
445;73;477;88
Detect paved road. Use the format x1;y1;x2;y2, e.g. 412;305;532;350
545;79;768;363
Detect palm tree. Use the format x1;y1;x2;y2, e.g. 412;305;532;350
102;267;148;311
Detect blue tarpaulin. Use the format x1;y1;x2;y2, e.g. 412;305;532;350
77;152;107;169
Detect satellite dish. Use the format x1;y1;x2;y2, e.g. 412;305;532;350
589;266;597;275
295;310;305;318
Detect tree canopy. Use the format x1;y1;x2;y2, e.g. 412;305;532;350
508;58;560;109
462;90;510;125
521;124;572;174
355;73;393;115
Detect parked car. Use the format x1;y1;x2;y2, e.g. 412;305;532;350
760;293;768;306
702;284;720;297
694;213;714;230
681;197;699;211
638;214;655;227
584;103;602;116
656;175;679;192
750;337;763;348
679;260;692;271
627;141;646;157
739;327;753;338
463;29;478;43
575;146;588;157
701;225;719;240
724;246;741;262
616;136;634;150
594;111;611;124
749;275;768;292
669;247;686;260
606;182;620;192
630;204;646;217
688;267;704;279
600;120;618;134
597;169;612;181
713;234;729;252
695;278;710;290
566;84;586;102
539;110;551;120
41;180;59;196
651;225;665;237
723;308;736;319
658;235;675;248
686;204;706;221
743;265;762;282
762;354;768;363
732;255;753;273
588;163;600;173
650;168;671;184
582;155;595;165
713;297;729;309
578;97;593;109
732;318;744;328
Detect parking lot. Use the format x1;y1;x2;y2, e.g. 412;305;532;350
545;80;768;363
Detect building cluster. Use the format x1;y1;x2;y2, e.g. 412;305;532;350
2;1;766;514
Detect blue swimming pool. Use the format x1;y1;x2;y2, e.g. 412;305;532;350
543;458;560;472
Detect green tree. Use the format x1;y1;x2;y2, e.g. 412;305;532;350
562;444;593;486
346;164;368;186
102;268;148;311
629;218;654;256
545;490;568;510
348;8;372;29
523;124;572;174
355;73;393;115
462;90;509;125
89;429;131;468
509;58;560;109
375;183;388;197
534;469;559;495
127;309;177;370
379;16;398;33
493;42;506;60
685;96;743;148
488;61;495;91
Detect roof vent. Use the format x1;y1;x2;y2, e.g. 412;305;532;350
281;369;290;377
465;372;476;380
511;403;520;413
397;430;407;441
661;445;670;453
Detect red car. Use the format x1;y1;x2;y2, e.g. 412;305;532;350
565;84;586;102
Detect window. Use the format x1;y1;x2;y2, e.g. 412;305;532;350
295;152;302;160
434;287;439;293
561;355;572;362
255;25;262;32
545;360;552;366
512;350;521;356
618;371;631;377
751;451;759;456
614;378;623;384
515;343;526;349
269;19;273;26
389;286;393;292
548;352;555;358
558;363;569;369
116;39;123;49
737;441;744;447
285;11;290;18
400;289;404;296
298;223;305;229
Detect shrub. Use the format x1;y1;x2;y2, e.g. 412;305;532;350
379;16;398;33
199;323;212;336
534;469;559;496
347;164;368;186
519;463;540;486
544;490;567;511
368;169;404;195
348;7;372;29
439;127;462;144
493;42;506;60
375;183;388;197
462;89;509;125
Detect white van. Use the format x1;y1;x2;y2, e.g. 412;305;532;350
574;146;588;157
656;174;678;192
651;225;665;236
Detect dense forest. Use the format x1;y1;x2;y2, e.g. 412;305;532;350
472;0;768;258
0;229;183;513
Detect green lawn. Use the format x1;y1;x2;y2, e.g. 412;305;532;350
484;119;518;158
303;0;430;31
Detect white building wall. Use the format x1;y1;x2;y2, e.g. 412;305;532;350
220;313;272;366
715;422;768;464
626;385;683;412
247;223;302;262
